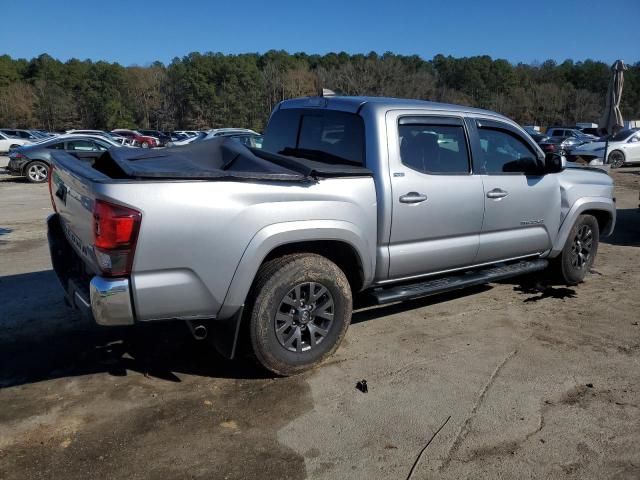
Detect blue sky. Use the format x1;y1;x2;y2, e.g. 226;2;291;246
2;0;638;66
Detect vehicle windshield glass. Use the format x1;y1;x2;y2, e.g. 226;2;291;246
263;108;365;166
611;129;634;141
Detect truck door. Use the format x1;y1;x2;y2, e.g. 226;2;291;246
470;119;561;263
386;113;485;280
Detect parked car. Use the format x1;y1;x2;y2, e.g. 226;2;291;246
166;131;208;147
138;129;171;146
7;134;120;183
523;126;549;144
230;133;263;149
47;95;615;375
204;128;262;148
174;130;201;137
0;128;42;141
539;127;597;155
169;132;189;142
578;127;600;136
66;129;127;143
167;129;263;148
204;128;260;139
567;128;640;167
0;131;32;153
546;127;598;142
111;129;159;148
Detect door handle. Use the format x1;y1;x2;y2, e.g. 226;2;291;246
486;188;509;199
399;192;428;204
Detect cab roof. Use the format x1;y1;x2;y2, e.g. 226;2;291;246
278;95;509;120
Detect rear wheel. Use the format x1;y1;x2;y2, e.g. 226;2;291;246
248;253;352;376
25;161;49;183
608;150;625;168
554;214;599;285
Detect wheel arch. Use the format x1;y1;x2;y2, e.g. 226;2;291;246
262;240;365;293
550;197;616;256
217;220;375;320
582;208;614;236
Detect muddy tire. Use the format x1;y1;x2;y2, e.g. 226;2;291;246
554;214;599;285
248;253;352;376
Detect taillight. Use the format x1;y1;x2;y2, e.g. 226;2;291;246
93;200;142;277
47;165;57;212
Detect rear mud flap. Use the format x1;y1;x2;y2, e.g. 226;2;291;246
209;307;244;359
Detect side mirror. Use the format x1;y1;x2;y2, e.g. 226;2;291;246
544;152;566;173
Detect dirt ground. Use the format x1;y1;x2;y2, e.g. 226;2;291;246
1;157;639;480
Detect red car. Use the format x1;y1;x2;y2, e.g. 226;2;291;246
111;129;159;148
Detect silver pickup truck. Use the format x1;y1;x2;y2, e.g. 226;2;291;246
47;95;616;375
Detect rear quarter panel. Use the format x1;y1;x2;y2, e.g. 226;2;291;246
97;177;377;321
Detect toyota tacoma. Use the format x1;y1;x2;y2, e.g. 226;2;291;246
47;95;616;375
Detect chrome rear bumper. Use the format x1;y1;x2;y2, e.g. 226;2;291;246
48;213;135;326
90;277;135;326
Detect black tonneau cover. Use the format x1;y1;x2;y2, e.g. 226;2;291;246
93;138;371;181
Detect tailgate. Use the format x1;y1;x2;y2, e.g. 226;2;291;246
50;153;104;275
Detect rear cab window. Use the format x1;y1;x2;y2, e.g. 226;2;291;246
263;108;365;166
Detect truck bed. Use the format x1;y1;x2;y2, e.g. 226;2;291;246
84;137;372;181
48;142;378;326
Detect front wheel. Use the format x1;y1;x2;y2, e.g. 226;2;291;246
248;253;353;376
141;141;150;148
608;150;625;168
554;214;599;285
25;161;49;183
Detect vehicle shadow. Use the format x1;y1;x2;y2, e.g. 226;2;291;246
0;177;28;184
0;270;269;390
512;281;577;302
602;208;640;247
0;266;587;390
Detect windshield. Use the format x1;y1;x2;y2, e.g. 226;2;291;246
263;109;365;166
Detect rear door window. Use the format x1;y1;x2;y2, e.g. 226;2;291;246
398;121;470;174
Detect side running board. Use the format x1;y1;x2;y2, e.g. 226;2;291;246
370;259;548;305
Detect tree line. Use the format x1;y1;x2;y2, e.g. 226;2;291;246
0;51;638;132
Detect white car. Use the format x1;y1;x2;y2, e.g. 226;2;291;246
568;128;640;168
166;132;208;147
0;131;32;153
173;130;200;137
204;128;260;140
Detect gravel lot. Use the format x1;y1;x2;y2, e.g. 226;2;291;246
1;155;639;480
